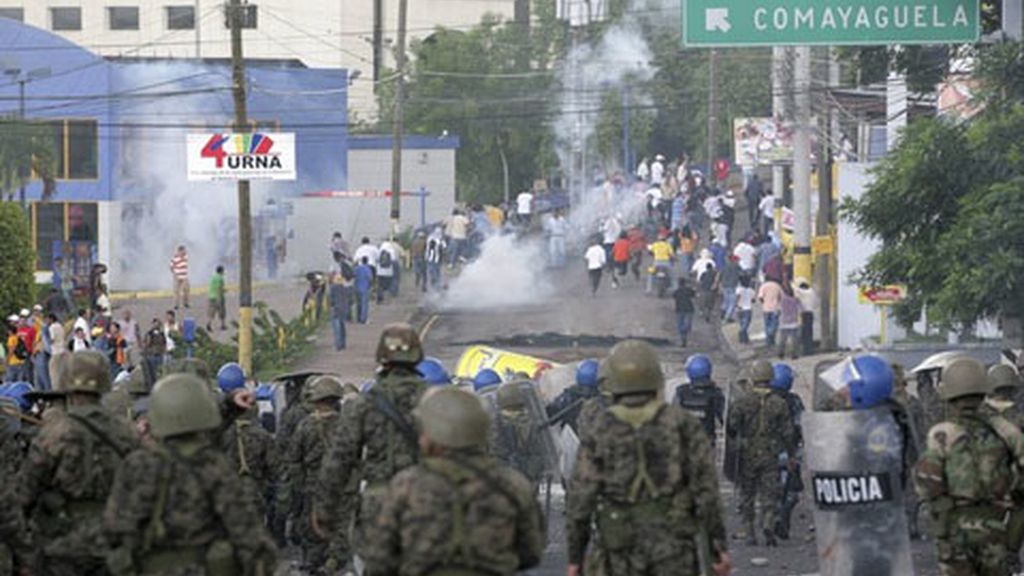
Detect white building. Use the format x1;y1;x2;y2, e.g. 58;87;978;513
0;0;515;117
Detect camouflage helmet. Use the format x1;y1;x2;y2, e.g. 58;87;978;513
162;357;211;381
496;383;526;411
375;323;424;366
748;359;774;384
938;357;989;401
61;351;112;395
988;364;1022;394
308;375;345;403
148;373;223;438
414;387;490;449
602;340;664;395
124;366;149;396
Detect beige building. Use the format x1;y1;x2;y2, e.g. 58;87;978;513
0;0;514;117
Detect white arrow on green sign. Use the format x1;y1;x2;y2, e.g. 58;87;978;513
682;0;980;47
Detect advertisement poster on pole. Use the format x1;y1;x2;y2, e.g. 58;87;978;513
187;133;296;181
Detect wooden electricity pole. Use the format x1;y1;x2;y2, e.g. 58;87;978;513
389;0;408;233
229;0;254;375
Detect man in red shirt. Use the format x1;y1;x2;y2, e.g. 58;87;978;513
169;245;190;310
626;226;646;282
611;232;631;288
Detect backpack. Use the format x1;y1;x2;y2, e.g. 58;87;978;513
13;337;28;361
379;249;393;269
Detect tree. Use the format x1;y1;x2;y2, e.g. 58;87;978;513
0;117;57;201
842;42;1024;338
0;201;36;315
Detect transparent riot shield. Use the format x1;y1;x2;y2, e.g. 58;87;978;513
557;425;580;483
510;379;561;480
802;407;914;576
722;379;747;483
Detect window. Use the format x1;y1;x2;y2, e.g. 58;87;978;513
46;119;99;180
166;5;195;30
32;203;99;272
224;3;257;29
0;8;24;22
34;203;64;271
50;7;82;30
108;6;139;30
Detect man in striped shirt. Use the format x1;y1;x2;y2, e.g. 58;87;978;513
170;245;190;310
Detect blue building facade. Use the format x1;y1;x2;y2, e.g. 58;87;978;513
0;19;348;287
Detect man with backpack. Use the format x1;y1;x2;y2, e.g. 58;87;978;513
5;316;29;383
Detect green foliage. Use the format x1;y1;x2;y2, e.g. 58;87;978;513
843;45;1024;331
0;203;35;316
0;118;57;201
187;301;324;380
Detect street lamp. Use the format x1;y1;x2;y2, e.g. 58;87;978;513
2;66;51;208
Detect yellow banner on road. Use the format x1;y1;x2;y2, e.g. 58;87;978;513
455;346;560;381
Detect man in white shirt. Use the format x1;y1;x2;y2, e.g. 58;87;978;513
547;210;568;267
516;190;534;225
732;239;758;277
651;154;666;186
601;214;622;266
353;237;381;271
636;157;650;182
379;239;403;299
584;238;607;296
72;309;91;345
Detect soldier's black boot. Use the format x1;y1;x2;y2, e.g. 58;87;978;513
763;528;778;547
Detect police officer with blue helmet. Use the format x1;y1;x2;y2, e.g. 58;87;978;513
545;359;601;433
217;362;247;394
417;357;451;386
675;354;725;445
770;362;805;540
473;368;502;393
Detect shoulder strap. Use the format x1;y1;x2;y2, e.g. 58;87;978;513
367;388;420;459
68;412;129;458
981;414;1024;469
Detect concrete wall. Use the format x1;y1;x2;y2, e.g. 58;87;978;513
836;162;907;349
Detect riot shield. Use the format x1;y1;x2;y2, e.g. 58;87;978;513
722;379;747;483
557;425;580;482
510;380;561;480
802;407;914;576
814;359;845;411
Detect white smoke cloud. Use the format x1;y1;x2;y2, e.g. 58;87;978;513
438;234;554;311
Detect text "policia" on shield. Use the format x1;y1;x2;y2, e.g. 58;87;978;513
812;472;894;509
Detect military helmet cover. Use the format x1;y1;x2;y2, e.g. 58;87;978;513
749;359;774;384
148;373;223;438
496;383;527;410
603;340;664;395
308;374;345;402
61;350;112;395
414;387;491;448
939;357;989;401
375;323;424;366
988;364;1022;393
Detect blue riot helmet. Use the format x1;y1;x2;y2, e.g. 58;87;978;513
844;355;894;410
473;368;502;392
686;354;713;381
576;359;600;388
417;357;451;386
1;382;33;412
216;362;246;394
770;363;794;392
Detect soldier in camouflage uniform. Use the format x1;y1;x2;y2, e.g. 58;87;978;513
546;359;601;434
491;383;548;491
915;358;1024;576
726;359;797;547
104;373;277;575
567;340;730;576
286;375;346;571
363;387;545;576
317;323;428;569
19;350;139;575
983;364;1024;428
0;439;32;576
103;366;149;422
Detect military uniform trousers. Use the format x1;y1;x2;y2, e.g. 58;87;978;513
738;453;781;533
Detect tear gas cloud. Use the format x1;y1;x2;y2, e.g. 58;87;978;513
439;234;554;311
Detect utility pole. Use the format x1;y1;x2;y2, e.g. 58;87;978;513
621;87;630;175
18;79;26;209
706;49;718;188
389;0;408;234
228;0;253;376
771;46;788;229
792;45;813;283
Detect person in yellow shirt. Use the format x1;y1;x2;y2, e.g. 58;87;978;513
5;315;27;383
646;231;675;293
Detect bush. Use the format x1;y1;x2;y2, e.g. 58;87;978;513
0;203;35;315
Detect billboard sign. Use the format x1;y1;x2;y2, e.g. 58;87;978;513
187;133;296;181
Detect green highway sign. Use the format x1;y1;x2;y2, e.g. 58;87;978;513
682;0;980;47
